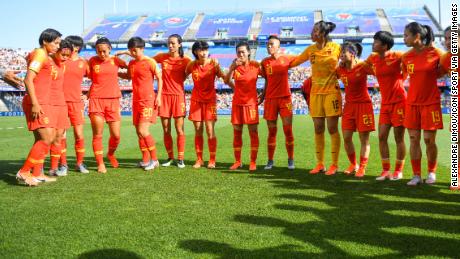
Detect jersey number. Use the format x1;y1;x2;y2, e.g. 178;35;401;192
332;100;340;112
431;111;441;123
142;108;153;118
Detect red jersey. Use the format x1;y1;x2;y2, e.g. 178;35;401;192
233;61;261;106
365;51;406;104
337;62;373;103
129;57;157;101
154;53;191;96
88;56;127;99
401;47;443;105
63;56;88;102
24;48;53;105
440;52;454;75
49;59;66;106
261;55;295;99
186;60;223;103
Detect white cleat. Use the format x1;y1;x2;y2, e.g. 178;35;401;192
145;160;160;171
161;159;174;167
407;175;422;186
425;172;436;185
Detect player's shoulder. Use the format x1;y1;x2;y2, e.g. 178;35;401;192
30;48;48;60
183;55;193;62
249;60;260;67
401;48;415;59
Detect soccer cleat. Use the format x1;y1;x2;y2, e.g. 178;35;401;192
137;161;149;168
287;159;295;170
16;171;39;186
48;169;59;177
325;165;338;176
144;160;159;171
264;160;274;170
390;171;403;181
355;167;366;178
376;171;390;181
34;174;57;182
161;158;174;167
407;175;422;186
249;162;257;172
177;160;186;169
344;164;359;175
193;159;204;169
425;172;436;185
76;164;90;174
310;164;325;174
107;154;119;168
207;160;216;169
229;161;242;170
58;165;68;175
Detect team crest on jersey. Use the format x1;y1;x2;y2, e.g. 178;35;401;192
192;71;199;81
42;117;49;124
234;71;240;79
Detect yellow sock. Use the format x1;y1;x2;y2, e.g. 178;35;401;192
314;132;325;165
331;132;341;166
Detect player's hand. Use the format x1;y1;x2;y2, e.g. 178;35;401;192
31;103;43;120
235;58;244;66
80;94;88;101
2;70;23;88
155;96;161;108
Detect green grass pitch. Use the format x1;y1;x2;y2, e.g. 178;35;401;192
0;115;458;258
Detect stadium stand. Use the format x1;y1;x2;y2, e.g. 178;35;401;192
385;7;441;34
84;14;140;42
195;12;254;39
132;13;196;40
259;10;315;38
322;9;381;35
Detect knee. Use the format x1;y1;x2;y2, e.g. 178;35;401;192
314;125;325;134
378;133;387;142
423;137;435;146
327;125;338;134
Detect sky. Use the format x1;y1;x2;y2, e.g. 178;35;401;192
0;0;452;49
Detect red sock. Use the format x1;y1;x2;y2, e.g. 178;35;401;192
249;130;259;163
233;129;243;162
381;158;390;171
195;135;203;161
411;159;421;176
267;127;277;160
60;138;67;166
50;143;62;170
360;156;369;169
138;137;150;163
144;135;157;161
92;135;104;165
394;159;405;172
108;136;120;156
283;125;294;160
348;152;357;166
177;134;185;160
208;137;217;162
20;140;49;174
164;133;174;159
75;138;85;165
428;160;437;173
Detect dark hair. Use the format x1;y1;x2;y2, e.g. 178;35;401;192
168;34;184;58
268;35;280;42
59;39;74;52
236;41;251;58
65;35;84;53
95;37;112;49
445;26;451;34
38;28;62;46
191;40;209;60
342;42;363;58
315;21;336;40
128;37;145;49
405;22;434;46
373;31;394;50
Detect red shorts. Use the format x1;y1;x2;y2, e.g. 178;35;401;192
88;98;121;122
263;96;292;121
67;102;85;126
51;105;70;130
379;101;405;127
232;104;259;125
133;99;157;125
404;103;443;130
188;100;217;122
342;102;375;132
22;103;55;131
159;94;186;118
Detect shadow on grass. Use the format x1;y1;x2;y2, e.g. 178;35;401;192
78;248;144;259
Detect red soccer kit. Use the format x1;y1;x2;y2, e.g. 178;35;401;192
88;56;127;122
129;57;158;125
49;59;69;130
337;62;375;132
402;47;443;130
154;53;191;118
23;48;54;130
232;61;261;125
261;55;296;120
366;51;406;127
63;56;88;126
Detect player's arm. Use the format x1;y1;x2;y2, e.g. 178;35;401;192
1;70;23;88
185;60;194;77
114;50;132;57
289;48;310;68
115;56;128;69
151;59;163;108
258;63;267;105
24;51;47;119
224;59;237;89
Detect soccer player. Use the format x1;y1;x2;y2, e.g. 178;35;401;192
87;37;128;173
259;35;296;170
186;41;225;169
116;37;163;171
291;21;342;175
224;42;261;171
365;31;407;181
153;34;191;168
59;35;90;174
48;40;72;177
0;69;23;88
16;28;62;186
402;22;443;186
337;42;375;178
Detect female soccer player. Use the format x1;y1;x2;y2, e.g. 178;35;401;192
16;28;62;186
365;31;407;181
402;22;443;186
259;35;296;170
291;21;342;175
440;26;453;78
337;42;375;178
153;34;191;168
117;37;163;170
186;41;224;169
87;37;128;173
59;35;90;174
224;42;261;171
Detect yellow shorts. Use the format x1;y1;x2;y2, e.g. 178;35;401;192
310;93;342;117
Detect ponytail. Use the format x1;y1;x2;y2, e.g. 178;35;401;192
315;20;336;41
422;25;434;46
405;22;434;47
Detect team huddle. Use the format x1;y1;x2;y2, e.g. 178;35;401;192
14;20;453;187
